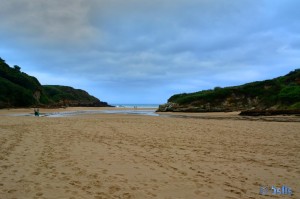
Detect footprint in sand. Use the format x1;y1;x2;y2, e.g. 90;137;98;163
102;169;108;174
81;185;92;191
108;185;121;194
69;180;81;187
146;191;157;197
194;190;202;195
122;192;132;199
91;180;102;188
88;173;99;179
7;189;17;193
195;183;204;188
36;192;43;196
94;192;109;199
130;186;138;190
32;171;40;176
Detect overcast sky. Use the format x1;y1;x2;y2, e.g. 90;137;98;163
1;0;299;104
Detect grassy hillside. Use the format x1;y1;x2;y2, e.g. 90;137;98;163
0;77;34;107
0;57;110;108
0;57;49;108
43;85;98;102
164;69;300;111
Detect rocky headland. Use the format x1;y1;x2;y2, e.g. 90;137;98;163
157;69;300;116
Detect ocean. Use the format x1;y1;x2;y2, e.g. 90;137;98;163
111;104;160;108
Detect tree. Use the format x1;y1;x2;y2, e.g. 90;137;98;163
14;65;21;72
214;86;222;91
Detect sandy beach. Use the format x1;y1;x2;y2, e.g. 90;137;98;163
0;108;299;199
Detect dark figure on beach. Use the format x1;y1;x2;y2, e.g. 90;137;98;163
34;108;40;117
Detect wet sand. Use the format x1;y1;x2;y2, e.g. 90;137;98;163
0;108;299;198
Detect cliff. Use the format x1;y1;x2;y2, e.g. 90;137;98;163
0;57;112;108
157;69;300;113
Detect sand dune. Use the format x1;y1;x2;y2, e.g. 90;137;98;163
0;109;299;198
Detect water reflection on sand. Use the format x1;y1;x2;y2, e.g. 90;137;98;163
10;109;161;117
7;109;300;122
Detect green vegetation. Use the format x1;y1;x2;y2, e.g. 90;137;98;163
0;77;34;107
0;57;108;108
0;58;47;108
43;85;98;102
278;86;300;104
168;69;300;110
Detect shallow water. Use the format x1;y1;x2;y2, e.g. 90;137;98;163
9;110;161;117
6;110;300;122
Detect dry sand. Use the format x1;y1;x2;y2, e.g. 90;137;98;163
0;108;299;199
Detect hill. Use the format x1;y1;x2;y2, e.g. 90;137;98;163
157;69;300;112
43;85;110;107
0;57;111;108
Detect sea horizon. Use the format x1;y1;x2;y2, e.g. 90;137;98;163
111;104;160;108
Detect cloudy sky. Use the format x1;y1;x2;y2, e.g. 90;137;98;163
1;0;299;104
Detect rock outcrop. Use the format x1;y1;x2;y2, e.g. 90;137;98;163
156;102;230;112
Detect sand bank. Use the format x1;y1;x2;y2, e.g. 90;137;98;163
0;109;299;198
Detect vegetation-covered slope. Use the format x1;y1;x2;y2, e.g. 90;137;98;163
43;85;98;102
43;85;110;107
0;57;49;108
0;57;111;108
158;69;300;112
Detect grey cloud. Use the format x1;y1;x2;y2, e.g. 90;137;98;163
1;0;95;47
1;0;299;103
